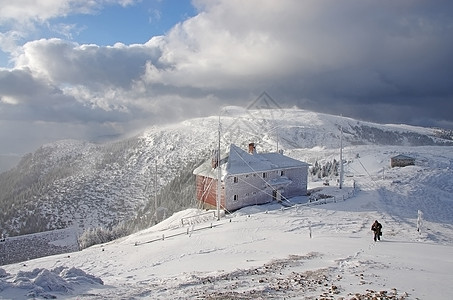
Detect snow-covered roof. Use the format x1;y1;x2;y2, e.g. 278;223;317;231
391;154;415;160
193;144;308;179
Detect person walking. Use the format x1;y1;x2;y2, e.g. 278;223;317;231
371;220;382;242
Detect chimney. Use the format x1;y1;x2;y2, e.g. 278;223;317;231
248;143;256;154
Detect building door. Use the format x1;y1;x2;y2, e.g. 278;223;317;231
273;189;282;202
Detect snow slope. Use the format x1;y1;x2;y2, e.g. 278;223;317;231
1;143;453;299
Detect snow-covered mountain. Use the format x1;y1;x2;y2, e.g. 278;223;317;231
1;140;453;299
0;107;452;238
1;107;453;299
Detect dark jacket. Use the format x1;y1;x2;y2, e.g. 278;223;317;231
371;221;382;234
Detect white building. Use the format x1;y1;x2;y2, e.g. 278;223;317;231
193;143;309;212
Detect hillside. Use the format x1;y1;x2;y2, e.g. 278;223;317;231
0;107;452;238
1;142;452;299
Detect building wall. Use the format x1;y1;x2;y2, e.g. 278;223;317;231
224;172;272;212
195;175;225;209
283;167;308;197
224;166;308;212
391;158;415;168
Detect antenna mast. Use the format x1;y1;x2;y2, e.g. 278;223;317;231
339;125;344;189
155;159;158;213
216;114;221;221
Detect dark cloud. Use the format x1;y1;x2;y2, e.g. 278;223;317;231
0;68;131;123
1;0;453;156
0;68;50;97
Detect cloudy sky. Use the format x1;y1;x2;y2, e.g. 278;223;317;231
1;0;452;155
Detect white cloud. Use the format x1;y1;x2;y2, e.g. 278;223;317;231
1;1;84;25
0;0;142;69
47;22;85;40
0;31;25;62
0;95;19;104
15;38;161;88
0;0;138;24
1;0;453;155
148;9;162;24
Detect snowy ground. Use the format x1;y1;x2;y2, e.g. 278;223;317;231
1;145;453;299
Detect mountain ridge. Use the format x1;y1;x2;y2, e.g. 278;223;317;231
0;107;452;238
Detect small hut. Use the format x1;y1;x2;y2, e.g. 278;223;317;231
391;154;415;168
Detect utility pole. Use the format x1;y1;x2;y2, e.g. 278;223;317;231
216;114;221;221
339;126;344;189
155;159;158;214
276;127;279;153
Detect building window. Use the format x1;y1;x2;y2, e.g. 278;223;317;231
233;176;238;183
233;195;238;201
263;172;267;178
280;170;285;176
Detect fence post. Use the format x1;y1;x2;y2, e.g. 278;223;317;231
189;225;194;237
417;210;424;234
